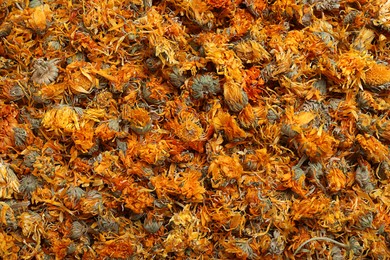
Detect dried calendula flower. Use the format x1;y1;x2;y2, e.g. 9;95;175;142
143;214;163;234
234;40;270;63
364;63;390;91
190;74;220;99
208;154;243;188
121;106;152;135
212;111;248;141
31;58;61;85
326;165;347;193
0;160;20;199
27;4;53;34
19;175;40;198
373;0;390;32
0;81;25;101
42;105;80;136
356;134;389;163
223;80;249;112
355;159;375;192
70;221;88;240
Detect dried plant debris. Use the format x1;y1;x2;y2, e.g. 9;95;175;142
2;0;390;259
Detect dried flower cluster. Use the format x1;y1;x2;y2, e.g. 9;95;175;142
1;0;390;259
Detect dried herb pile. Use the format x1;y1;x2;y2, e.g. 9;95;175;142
1;0;390;259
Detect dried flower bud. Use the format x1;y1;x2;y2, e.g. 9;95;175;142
0;160;20;199
31;58;60;85
97;215;119;234
18;211;43;240
22;150;40;168
13;127;27;147
378;161;390;180
66;186;86;204
0;22;12;37
121;106;152;135
0;202;17;230
70;221;88;240
357;212;373;229
349;237;363;256
19;175;40;197
79;190;104;216
169;67;186;88
143;217;162;234
29;0;43;8
355;161;374;192
145;56;162;73
1;83;24;101
190;74;220;99
269;230;285;255
223;80;248;112
330;246;344;260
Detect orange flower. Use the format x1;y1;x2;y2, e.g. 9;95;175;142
212;111;248;141
295;128;338;161
327;167;347;193
356;134;389;163
291;195;331;221
121;106;152;135
208;155;243;188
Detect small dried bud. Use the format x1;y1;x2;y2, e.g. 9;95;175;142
97;216;119;233
23;151;40;168
31;58;60;85
223;80;248;112
13;127;27;147
269;230;285;255
121;106;152;135
357;212;373;229
145;56;162;72
0;22;12;37
330;246;344;260
169;67;186;88
70;221;88;240
143;217;162;234
29;0;43;8
66;186;86;203
355;163;374;192
19;175;40;197
0;160;20;199
190;74;220;99
1;83;25;101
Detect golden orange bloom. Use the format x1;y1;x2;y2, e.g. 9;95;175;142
208;155;243;188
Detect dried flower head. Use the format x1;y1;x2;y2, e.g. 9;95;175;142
373;0;390;32
169;67;186;88
0;160;20;199
356;134;389;163
143;216;163;234
1;82;25;101
97;214;119;234
364;63;390;92
42;105;80;136
70;221;88;240
355;160;374;192
190;74;220;99
121;106;152;135
208;155;243;188
19;175;40;197
223;80;249;112
31;58;60;85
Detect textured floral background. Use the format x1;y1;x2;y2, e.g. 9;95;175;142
1;0;390;259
